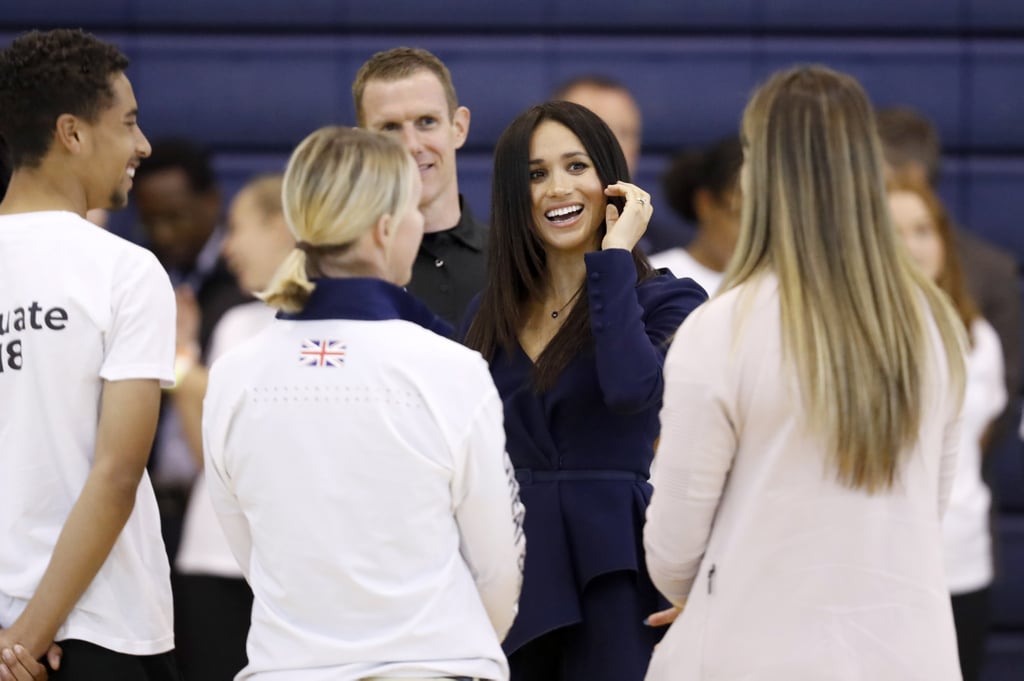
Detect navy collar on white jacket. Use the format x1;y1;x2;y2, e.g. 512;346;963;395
278;277;453;338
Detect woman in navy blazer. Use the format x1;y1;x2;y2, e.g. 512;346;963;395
463;101;707;680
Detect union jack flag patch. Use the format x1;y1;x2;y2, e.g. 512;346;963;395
298;339;347;368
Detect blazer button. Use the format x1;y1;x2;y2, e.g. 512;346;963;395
435;258;445;268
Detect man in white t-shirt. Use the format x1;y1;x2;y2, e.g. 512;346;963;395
0;29;178;680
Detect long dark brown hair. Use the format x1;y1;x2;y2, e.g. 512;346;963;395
465;101;653;391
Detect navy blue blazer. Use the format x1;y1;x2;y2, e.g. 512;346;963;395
465;249;707;653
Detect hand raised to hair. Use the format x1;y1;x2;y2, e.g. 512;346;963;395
602;181;653;252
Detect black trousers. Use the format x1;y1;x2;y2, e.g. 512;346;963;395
951;586;992;681
48;640;180;681
173;573;253;681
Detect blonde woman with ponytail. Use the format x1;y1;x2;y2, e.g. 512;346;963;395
201;126;525;681
644;66;967;681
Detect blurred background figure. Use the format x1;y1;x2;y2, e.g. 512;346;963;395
876;107;1021;453
171;173;290;681
649;136;743;295
553;75;643;177
133;138;249;566
134;138;248;355
888;177;1006;681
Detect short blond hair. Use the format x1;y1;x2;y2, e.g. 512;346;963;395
260;126;416;312
352;47;458;127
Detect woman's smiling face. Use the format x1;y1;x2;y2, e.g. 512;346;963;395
528;119;606;256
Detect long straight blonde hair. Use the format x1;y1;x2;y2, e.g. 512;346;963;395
723;66;966;492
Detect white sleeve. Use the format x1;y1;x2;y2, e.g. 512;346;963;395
450;378;525;642
644;315;736;605
100;249;175;386
972;319;1008;423
938;405;962;519
202;361;253;576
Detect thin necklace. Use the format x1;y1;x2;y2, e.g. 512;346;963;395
550;285;584;319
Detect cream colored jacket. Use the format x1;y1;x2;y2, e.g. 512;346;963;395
645;274;963;681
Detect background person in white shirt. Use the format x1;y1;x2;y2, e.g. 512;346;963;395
645;66;968;681
649;136;743;296
888;177;1006;681
170;174;290;681
202;126;525;681
0;29;178;680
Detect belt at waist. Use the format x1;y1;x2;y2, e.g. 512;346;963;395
514;469;647;484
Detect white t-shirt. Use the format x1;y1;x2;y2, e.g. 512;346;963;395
649;247;724;295
943;317;1006;593
0;211;175;655
203;287;525;681
177;301;277;577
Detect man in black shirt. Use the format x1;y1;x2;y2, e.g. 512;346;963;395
353;47;486;328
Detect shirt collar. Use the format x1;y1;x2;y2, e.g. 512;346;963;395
278;277;453;337
439;196;485;252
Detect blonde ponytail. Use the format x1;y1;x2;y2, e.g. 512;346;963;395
257;125;416;313
258;248;315;313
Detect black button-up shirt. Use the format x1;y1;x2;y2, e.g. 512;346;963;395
408;197;488;328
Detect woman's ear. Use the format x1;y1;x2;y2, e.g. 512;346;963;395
372;213;393;250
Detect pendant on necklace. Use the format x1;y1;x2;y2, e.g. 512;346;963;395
550;284;584;320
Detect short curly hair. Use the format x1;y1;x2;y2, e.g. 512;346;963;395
0;29;129;169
